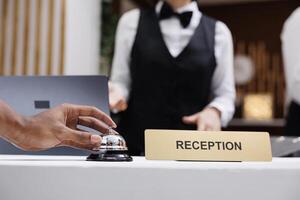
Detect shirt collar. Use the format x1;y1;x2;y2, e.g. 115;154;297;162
155;1;199;14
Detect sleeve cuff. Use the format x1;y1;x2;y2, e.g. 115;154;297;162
111;82;130;101
207;101;234;127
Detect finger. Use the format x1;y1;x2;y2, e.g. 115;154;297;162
78;116;110;134
197;120;206;131
63;128;102;145
106;128;120;135
110;100;122;111
110;98;127;112
62;140;99;151
210;126;221;131
109;101;118;110
120;101;128;111
91;134;102;144
204;122;221;131
72;105;117;128
109;99;120;113
182;114;199;125
205;126;213;131
115;100;128;111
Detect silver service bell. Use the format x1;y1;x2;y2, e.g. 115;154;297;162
86;128;133;162
99;134;128;151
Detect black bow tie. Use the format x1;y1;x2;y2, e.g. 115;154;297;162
159;2;193;28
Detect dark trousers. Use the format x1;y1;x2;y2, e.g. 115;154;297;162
286;101;300;136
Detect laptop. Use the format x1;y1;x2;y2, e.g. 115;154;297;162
271;136;300;157
0;76;109;155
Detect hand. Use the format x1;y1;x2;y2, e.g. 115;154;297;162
182;107;221;131
109;82;128;113
7;104;116;151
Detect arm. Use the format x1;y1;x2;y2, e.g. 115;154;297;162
290;59;300;105
208;21;236;126
282;8;300;105
0;100;25;143
183;21;236;131
109;9;140;112
0;100;116;151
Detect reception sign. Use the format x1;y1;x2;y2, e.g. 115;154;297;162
145;130;272;162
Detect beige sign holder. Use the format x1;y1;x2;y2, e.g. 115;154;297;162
145;130;272;162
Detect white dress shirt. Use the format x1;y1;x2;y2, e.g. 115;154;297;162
111;1;236;126
281;7;300;106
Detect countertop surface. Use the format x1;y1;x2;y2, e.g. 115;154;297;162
1;155;300;169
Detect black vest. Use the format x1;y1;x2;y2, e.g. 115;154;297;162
118;8;217;155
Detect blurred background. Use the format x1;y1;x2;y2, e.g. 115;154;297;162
0;0;300;135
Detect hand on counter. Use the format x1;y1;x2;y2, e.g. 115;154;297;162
182;107;221;131
109;82;128;113
0;101;116;151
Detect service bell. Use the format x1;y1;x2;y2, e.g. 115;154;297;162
86;129;132;162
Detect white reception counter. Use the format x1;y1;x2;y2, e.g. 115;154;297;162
0;155;300;200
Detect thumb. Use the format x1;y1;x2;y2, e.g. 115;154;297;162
182;113;200;125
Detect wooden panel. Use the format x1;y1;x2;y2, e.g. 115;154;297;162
34;0;42;75
22;0;31;75
59;0;65;75
11;0;19;76
0;0;66;76
0;0;8;75
46;0;54;75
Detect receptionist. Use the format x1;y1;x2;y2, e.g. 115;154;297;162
110;0;236;155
